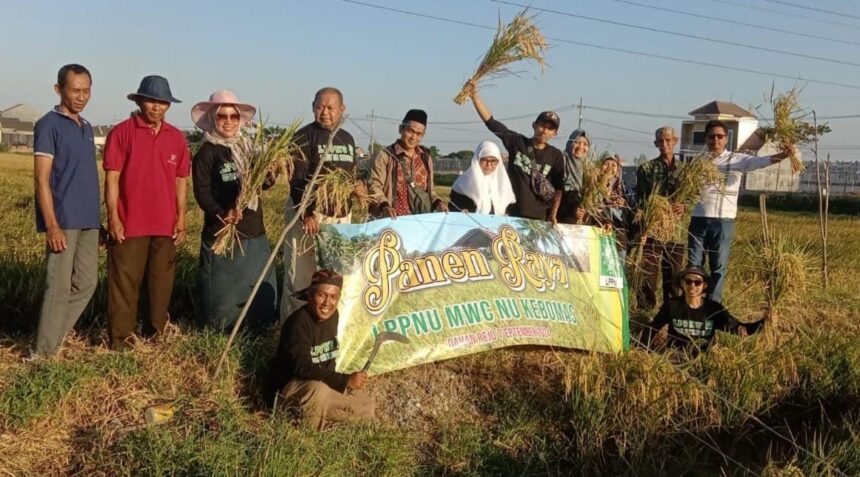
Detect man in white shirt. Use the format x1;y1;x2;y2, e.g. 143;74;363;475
688;120;792;302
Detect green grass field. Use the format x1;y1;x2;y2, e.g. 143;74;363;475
1;152;859;476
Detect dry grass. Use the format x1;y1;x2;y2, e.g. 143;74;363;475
0;327;236;474
453;9;547;105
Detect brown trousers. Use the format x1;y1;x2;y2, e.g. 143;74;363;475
108;236;176;349
637;238;685;309
278;379;375;430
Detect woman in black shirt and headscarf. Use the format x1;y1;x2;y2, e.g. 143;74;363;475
191;90;277;332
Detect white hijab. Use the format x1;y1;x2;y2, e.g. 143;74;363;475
451;141;516;214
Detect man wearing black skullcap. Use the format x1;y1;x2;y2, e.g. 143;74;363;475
368;109;447;217
264;269;375;429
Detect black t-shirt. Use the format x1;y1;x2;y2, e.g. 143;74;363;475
192;142;266;241
557;188;582;224
290;122;356;214
485;117;564;220
263;306;350;404
651;297;760;351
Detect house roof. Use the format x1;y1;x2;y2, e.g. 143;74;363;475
688;100;754;118
1;103;42;123
0;117;34;133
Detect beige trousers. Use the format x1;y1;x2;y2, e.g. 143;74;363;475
278;379;375;430
280;197;352;320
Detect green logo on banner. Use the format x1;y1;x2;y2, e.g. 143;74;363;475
598;235;624;289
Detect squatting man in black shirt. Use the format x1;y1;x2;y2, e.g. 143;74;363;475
651;266;763;353
265;270;374;429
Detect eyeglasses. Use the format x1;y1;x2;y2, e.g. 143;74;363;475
706;134;726;140
479;158;499;164
683;278;705;286
216;113;241;122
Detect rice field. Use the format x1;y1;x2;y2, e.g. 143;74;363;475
1;152;859;476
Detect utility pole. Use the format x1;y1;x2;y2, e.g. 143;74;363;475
577;97;583;129
370;109;376;154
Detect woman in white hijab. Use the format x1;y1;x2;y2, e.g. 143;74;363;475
448;141;516;214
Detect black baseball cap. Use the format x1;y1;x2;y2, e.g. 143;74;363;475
535;111;560;130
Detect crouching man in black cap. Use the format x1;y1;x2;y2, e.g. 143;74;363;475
368;109;447;218
264;270;375;429
650;266;763;353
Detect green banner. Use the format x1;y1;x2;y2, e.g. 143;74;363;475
315;213;628;375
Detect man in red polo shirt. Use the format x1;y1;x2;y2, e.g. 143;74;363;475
103;75;190;350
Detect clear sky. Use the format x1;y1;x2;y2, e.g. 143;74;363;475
2;0;859;162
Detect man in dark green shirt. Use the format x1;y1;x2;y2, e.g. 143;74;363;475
635;126;686;309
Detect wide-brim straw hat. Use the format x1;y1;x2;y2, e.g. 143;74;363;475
191;90;256;131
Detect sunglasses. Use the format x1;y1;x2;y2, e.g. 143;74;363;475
683;278;705;286
216;113;241;122
706;134;726;139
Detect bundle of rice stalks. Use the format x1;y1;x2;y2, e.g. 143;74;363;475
634;193;675;243
212;118;302;257
671;154;725;206
453;9;547;105
578;158;611;223
628;192;675;310
309;168;368;219
764;85;806;173
750;234;815;324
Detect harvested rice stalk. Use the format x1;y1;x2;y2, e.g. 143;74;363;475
309;168;368;219
628;192;674;304
764;85;806;173
671;153;725;207
578;158;611;223
454;9;547;105
635;193;675;243
750;234;814;324
212;118;301;257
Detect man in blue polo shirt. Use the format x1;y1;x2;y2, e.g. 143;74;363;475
32;63;101;357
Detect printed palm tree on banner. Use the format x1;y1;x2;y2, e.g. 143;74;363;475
517;218;555;251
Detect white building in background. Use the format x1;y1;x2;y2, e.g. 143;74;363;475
0;103;40;152
680;100;799;193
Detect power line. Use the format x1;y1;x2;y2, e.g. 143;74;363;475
356;104;857;129
697;0;860;30
582;117;653;136
337;0;860;91
490;0;860;68
761;0;860;22
608;0;860;47
583;105;687;120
